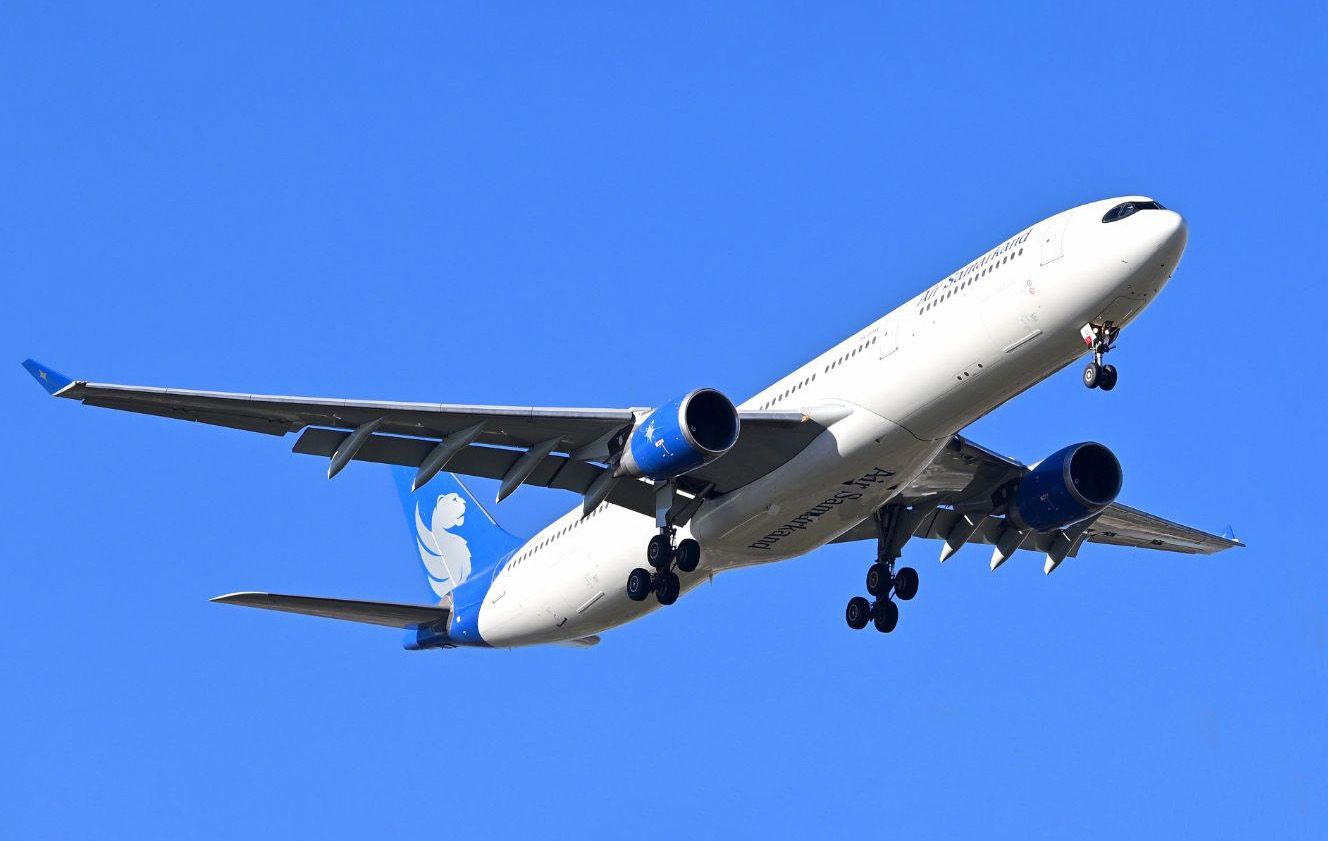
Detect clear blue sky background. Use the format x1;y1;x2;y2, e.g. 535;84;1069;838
3;3;1324;838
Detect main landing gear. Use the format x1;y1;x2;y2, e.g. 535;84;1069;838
627;480;702;606
627;528;701;606
1082;322;1120;391
846;505;923;634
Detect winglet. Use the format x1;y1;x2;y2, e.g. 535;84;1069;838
21;359;74;395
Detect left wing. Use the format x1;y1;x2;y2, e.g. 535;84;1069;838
22;359;824;518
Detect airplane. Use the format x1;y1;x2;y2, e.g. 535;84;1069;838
23;195;1242;649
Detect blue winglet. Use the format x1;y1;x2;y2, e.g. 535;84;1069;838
21;359;74;395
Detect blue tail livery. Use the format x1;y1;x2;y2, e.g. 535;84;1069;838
392;467;521;599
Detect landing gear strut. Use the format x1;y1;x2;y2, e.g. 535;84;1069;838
626;481;703;606
845;505;924;634
1082;322;1119;391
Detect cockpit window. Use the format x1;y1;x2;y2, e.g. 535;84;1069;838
1102;200;1166;223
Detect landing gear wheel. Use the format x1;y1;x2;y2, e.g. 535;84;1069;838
846;596;872;630
1098;364;1118;391
627;568;653;602
674;539;701;573
866;562;888;597
1083;323;1120;391
646;534;671;568
894;566;919;601
1083;362;1102;389
873;599;899;633
654;571;681;606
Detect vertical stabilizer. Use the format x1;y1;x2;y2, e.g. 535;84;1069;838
391;468;521;601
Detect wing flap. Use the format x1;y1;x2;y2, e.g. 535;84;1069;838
211;592;450;628
292;428;657;517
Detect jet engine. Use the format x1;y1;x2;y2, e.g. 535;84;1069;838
1006;442;1123;532
616;388;740;481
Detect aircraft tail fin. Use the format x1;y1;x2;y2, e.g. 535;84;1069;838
391;467;521;602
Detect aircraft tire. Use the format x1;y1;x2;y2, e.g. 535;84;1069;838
846;596;871;630
646;534;671;568
1098;365;1118;391
655;571;681;606
894;566;919;601
1083;362;1101;389
627;568;654;602
873;599;899;633
866;562;888;596
674;539;701;573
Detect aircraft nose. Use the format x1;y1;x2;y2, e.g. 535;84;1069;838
1157;209;1187;252
1148;208;1188;267
1061;200;1189;298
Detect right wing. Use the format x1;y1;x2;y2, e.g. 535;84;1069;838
832;434;1242;570
833;503;1240;556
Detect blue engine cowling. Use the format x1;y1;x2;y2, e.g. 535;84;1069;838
617;388;740;481
1007;442;1123;532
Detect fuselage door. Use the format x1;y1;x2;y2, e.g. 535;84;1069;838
1040;213;1071;266
877;318;898;359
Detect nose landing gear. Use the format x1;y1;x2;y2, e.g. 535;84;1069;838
1082;322;1120;391
845;505;928;634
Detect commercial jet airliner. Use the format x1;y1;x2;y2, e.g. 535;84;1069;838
24;196;1241;648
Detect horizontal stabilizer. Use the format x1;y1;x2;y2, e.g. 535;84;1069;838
211;592;449;628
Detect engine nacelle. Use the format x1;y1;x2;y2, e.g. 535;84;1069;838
1007;442;1123;532
617;388;740;481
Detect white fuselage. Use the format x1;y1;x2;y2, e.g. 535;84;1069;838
475;197;1188;647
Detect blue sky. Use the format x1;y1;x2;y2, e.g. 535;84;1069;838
3;3;1324;837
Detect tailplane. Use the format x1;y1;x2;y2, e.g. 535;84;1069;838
392;468;521;601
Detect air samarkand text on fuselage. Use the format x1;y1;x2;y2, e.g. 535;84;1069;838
919;228;1033;304
748;467;896;551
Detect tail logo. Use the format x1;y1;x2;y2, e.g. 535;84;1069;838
414;492;473;598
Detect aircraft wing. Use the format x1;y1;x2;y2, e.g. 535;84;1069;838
22;359;824;519
832;434;1242;569
833;501;1239;555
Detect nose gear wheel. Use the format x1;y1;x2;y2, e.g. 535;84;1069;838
1082;322;1121;391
